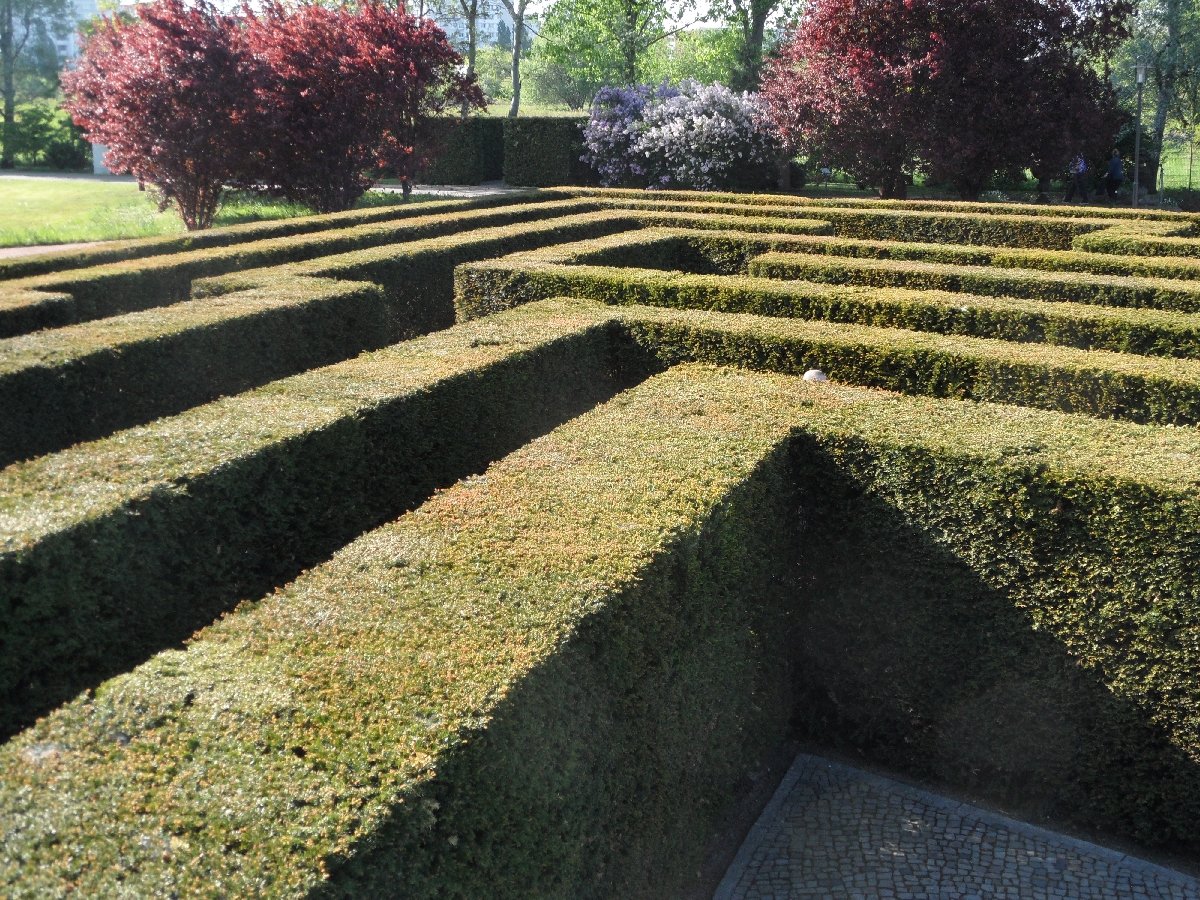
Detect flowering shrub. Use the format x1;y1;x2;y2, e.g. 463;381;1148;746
581;83;679;187
581;80;779;190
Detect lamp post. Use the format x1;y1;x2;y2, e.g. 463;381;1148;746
1134;62;1147;208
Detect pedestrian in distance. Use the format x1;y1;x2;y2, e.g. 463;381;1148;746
1064;154;1089;203
1105;149;1124;200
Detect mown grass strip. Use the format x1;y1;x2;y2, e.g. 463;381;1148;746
455;256;1200;360
749;251;1200;313
0;299;648;738
0;192;538;282
0;212;636;467
608;303;1200;424
0;198;594;339
0;364;804;899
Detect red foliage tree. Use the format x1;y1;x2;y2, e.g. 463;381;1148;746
62;0;251;230
761;0;1131;200
760;0;925;199
242;1;485;213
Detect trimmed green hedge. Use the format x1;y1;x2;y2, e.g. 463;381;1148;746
0;198;594;339
0;364;802;898
0;211;635;466
454;251;1200;360
1073;220;1200;257
578;196;1102;249
5;363;1200;893
419;117;505;185
635;227;1200;281
0;193;536;282
503;117;594;187
0;299;651;738
608;304;1200;425
749;251;1200;313
549;185;1199;222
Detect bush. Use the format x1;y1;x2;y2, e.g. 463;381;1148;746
582;80;779;190
7;100;89;170
418;117;504;184
502;116;593;186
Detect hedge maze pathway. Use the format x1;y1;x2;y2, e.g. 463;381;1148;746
2;189;1200;896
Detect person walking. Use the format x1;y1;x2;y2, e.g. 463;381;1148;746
1065;155;1089;203
1105;149;1124;200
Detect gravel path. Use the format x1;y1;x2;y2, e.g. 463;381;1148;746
715;754;1200;900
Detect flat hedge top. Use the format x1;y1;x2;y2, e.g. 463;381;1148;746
0;299;616;553
0;193;542;282
550;186;1199;223
613;304;1200;483
0;363;807;898
460;254;1200;342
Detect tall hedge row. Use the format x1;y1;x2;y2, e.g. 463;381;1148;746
0;300;648;737
0;364;803;898
0;211;633;465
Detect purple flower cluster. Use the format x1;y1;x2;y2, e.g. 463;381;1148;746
581;80;779;190
581;83;680;186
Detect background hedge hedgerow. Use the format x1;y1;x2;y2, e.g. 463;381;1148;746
418;117;505;185
0;364;804;898
502;117;595;187
0;212;635;466
0;299;651;738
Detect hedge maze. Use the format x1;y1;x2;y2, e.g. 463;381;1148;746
2;189;1200;895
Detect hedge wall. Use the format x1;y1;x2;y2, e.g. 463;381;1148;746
454;254;1200;360
0;364;802;898
0;198;589;339
749;251;1200;313
5;362;1200;892
418;117;505;185
0;193;532;282
0;211;634;466
0;299;652;738
503;117;595;188
611;304;1200;425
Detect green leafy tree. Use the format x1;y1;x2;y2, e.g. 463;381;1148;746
640;26;741;86
536;0;695;87
1;0;72;167
1115;0;1200;188
705;0;800;90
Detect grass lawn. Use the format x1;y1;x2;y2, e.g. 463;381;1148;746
0;178;422;248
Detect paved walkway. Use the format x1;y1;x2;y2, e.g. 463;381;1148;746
715;754;1200;900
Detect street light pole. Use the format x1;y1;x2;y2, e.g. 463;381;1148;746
1134;62;1146;208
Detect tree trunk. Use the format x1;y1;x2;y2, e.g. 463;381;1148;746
621;0;639;84
1151;0;1182;193
878;169;907;199
507;9;523;118
734;7;766;92
460;0;479;118
1;0;16;169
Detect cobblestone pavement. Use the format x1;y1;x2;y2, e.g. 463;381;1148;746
715;754;1200;900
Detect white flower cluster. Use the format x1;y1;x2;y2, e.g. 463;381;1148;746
635;81;778;189
582;80;779;190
